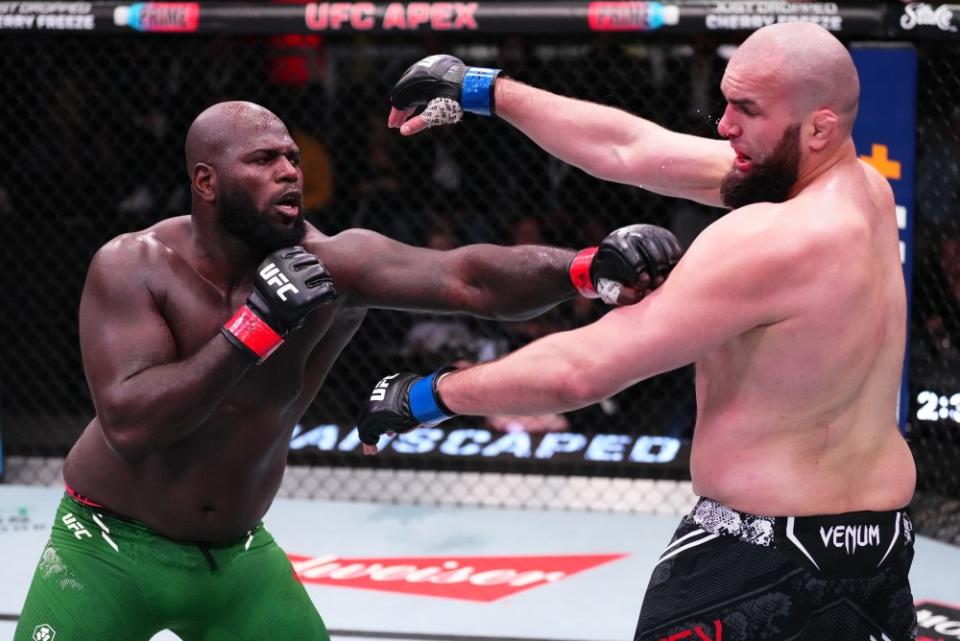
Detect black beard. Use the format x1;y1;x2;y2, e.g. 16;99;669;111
218;184;305;256
721;123;801;209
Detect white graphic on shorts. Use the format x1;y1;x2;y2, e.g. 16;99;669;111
818;524;881;555
654;528;719;567
91;513;120;552
692;498;775;546
61;513;91;540
32;624;56;641
876;512;901;568
786;516;820;570
38;545;84;591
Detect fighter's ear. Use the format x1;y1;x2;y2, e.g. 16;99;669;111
192;162;217;203
808;108;839;151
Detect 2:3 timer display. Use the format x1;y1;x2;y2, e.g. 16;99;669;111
916;391;960;423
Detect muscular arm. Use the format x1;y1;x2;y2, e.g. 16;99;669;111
80;236;252;460
495;79;734;207
317;229;578;320
435;205;808;415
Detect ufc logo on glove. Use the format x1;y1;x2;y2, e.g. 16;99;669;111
370;374;400;401
259;263;300;301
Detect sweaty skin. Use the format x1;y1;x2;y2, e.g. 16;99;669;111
64;101;579;542
408;23;915;516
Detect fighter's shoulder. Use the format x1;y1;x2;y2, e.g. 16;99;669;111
306;226;391;251
694;202;806;255
90;217;189;278
858;158;895;193
304;227;399;274
858;158;897;210
682;203;820;285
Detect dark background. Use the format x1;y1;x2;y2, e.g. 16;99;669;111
0;26;957;537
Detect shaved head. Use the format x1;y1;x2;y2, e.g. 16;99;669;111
184;101;306;254
731;23;859;133
184;101;287;176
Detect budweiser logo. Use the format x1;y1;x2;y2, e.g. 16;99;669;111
288;553;626;602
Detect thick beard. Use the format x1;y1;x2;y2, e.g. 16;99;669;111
218;184;306;256
721;123;801;209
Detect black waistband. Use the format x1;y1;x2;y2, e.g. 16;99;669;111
689;497;913;574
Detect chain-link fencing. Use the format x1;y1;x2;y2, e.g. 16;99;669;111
0;30;956;534
909;41;960;545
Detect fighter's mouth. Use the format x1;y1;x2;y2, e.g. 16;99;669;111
274;192;302;218
733;151;753;172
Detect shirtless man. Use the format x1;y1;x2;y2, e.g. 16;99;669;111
13;101;680;641
361;23;917;640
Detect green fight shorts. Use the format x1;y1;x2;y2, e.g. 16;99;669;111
14;493;330;641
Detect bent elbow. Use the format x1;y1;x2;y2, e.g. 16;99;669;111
97;413;149;462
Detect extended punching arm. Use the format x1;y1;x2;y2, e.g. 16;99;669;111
327;225;682;318
387;56;733;207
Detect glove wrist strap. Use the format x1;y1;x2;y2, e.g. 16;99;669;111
221;305;284;363
409;368;457;426
461;67;501;116
569;247;600;298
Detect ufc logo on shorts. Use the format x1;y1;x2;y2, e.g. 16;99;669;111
370;374;399;401
259;263;300;301
61;513;91;540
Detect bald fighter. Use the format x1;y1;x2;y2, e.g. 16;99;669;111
367;23;917;640
14;101;681;641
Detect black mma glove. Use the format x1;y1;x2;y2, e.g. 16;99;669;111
357;368;457;447
222;246;337;362
391;54;501;121
569;224;683;305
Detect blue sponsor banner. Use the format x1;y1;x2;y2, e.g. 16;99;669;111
850;45;917;430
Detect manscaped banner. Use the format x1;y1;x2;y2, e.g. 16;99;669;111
0;1;949;37
288;422;693;477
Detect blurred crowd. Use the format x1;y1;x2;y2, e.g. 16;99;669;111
1;33;957;447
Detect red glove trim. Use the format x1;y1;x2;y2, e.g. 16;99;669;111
569;247;599;298
223;306;284;362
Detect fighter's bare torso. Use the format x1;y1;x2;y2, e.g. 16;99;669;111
64;217;363;542
65;209;578;541
691;159;915;515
